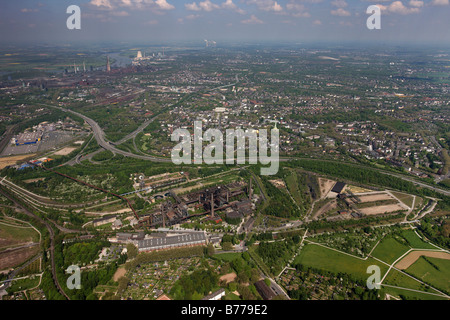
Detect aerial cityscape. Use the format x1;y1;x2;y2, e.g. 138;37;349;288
0;0;449;306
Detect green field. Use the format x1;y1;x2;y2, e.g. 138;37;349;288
390;191;415;208
213;252;242;262
6;275;41;294
406;257;450;293
381;286;447;300
371;237;410;264
294;243;388;281
382;268;446;299
400;230;436;250
0;222;40;249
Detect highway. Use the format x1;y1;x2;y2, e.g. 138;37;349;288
56;106;172;163
48;104;450;197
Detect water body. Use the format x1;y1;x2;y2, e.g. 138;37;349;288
108;52;132;68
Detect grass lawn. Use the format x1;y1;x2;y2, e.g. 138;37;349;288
382;268;445;297
6;276;40;294
390;191;414;208
400;230;436;250
0;222;40;248
285;170;302;206
371;237;410;264
406;257;450;293
213;252;242;262
381;286;447;300
294;243;388;281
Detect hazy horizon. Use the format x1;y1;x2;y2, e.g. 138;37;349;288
0;1;449;46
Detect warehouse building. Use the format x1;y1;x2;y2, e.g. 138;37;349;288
331;182;346;195
137;231;207;252
13;131;43;146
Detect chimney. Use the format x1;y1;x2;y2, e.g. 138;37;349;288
211;192;214;218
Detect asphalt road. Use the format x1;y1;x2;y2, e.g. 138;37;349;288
49;105;450;197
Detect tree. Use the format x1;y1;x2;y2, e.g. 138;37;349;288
205;244;215;256
126;243;138;259
117;276;129;294
222;242;234;251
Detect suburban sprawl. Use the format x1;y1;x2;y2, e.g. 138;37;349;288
0;44;449;301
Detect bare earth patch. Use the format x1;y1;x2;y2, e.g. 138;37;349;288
395;251;450;270
318;178;336;199
269;179;286;189
53;147;77;156
359;204;405;215
113;267;126;282
0;246;39;270
358;193;393;203
0;154;36;170
220;272;237;284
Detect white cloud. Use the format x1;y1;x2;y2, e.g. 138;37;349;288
431;0;449;5
286;2;311;17
409;0;424;7
90;0;175;12
155;0;174;10
241;14;264;24
185;2;202;11
377;1;420;14
186;0;245;14
247;0;283;12
331;8;351;16
331;0;347;8
198;0;220;11
222;0;246;14
90;0;114;10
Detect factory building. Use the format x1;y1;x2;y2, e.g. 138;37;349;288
137;231;207;252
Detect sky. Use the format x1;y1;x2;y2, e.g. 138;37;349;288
0;0;449;46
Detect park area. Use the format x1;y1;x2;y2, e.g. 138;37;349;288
293;228;450;300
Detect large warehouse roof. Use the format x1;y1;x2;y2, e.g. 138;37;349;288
137;232;206;251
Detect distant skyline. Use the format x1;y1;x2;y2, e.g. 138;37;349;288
1;0;449;46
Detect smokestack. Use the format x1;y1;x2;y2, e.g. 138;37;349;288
211;192;214;218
